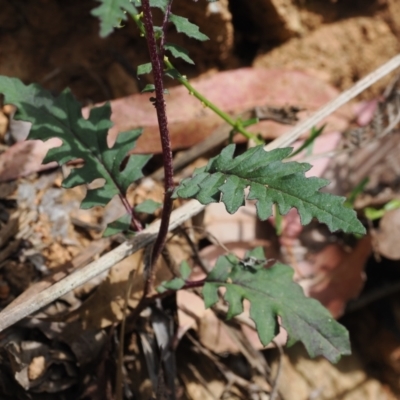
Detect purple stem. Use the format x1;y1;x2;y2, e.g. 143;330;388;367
118;194;142;232
128;278;207;326
159;0;174;63
141;0;174;293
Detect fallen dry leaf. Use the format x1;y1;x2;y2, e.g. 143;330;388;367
28;356;46;381
177;290;240;354
376;208;400;260
300;236;372;318
273;343;396;400
0;68;353;183
0;139;61;182
107;68;350;153
72;251;145;329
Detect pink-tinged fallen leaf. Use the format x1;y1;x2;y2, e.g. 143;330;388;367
278;209;303;248
277;208;371;318
1;68;351;181
0;139;61;182
204;203;260;244
353;99;380;126
376;209;400;260
298;236;372;318
105;68;350;153
290;131;342;178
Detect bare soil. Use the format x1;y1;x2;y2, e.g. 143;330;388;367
1;0;399;103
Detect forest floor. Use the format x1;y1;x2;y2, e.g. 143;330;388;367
1;0;400;399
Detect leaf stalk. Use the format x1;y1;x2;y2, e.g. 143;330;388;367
164;58;264;145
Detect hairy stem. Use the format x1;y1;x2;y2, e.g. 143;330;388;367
118;194;142;232
141;0;174;293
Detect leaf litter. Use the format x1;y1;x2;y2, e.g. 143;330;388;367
0;78;395;399
2;9;400;400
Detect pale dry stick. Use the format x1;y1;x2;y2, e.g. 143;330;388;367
269;340;284;400
264;53;400;151
1;54;399;332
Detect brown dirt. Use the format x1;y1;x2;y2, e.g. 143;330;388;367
0;0;399;105
0;0;234;104
254;11;400;97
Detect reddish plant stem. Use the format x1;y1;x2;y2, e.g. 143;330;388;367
128;278;207;324
118;194;142;232
141;0;174;293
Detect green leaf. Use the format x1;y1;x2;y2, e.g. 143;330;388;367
179;260;191;280
169;14;209;41
0;76;151;212
157;277;185;292
165;43;194;64
134;199;161;213
141;84;169;94
150;0;169;12
137;62;152;76
365;198;400;221
157;260;191;293
164;68;181;80
174;144;365;235
345;177;369;208
289;124;325;158
241;117;259;128
141;84;155;93
91;0;138;38
103;214;132;237
203;249;350;363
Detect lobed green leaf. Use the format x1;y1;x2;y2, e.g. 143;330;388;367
91;0;139;38
150;0;169;12
169;14;209;41
137;62;153;76
157;260;191;292
103;214;132;237
202;248;351;363
174;144;365;235
134;199;161;213
165;43;194;64
0;76;151;233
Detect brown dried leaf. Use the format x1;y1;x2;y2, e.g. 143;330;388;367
376;208;400;260
274;343;396;400
0;69;349;181
301;236;372;318
74;237;190;329
0;139;60;182
107;68;349;153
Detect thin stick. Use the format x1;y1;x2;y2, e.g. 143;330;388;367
269;340;283;400
264;53;400;151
